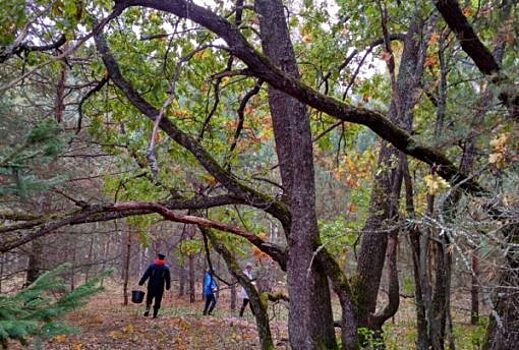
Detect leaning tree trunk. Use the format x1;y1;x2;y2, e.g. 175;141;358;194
203;227;274;350
255;0;337;348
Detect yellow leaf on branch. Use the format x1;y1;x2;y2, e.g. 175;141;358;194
424;174;450;195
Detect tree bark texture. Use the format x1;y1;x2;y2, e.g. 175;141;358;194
484;223;519;350
470;254;480;325
188;224;198;302
179;265;186;297
123;229;132;306
255;0;337;348
356;13;430;332
189;253;195;303
25;238;43;286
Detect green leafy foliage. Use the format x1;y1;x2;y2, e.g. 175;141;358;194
0;119;66;198
0;264;111;348
318;216;360;265
0;0;26;46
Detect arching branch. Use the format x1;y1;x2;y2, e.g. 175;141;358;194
114;0;484;193
0;201;287;269
94;31;291;228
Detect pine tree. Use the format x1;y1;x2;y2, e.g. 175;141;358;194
0;264;110;349
0;119;66;198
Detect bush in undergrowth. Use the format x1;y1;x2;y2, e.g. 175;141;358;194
0;264;111;349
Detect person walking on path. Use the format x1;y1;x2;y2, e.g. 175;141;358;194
138;253;171;318
239;262;256;317
202;269;218;315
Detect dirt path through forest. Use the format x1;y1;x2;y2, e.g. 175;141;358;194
38;291;289;350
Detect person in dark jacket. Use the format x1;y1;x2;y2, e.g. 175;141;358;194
138;253;171;318
202;269;218;315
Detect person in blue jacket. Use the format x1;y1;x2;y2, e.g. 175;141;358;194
138;253;171;318
202;269;218;315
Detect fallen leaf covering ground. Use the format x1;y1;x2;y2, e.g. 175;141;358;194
7;284;487;349
13;287;290;350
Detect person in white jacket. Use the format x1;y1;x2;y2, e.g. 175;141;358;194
239;262;256;317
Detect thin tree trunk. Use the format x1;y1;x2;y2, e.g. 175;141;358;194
179;265;186;297
0;252;5;293
230;281;236;311
404;156;429;349
410;227;430;350
26;238;43;285
100;236;111;287
123;230;132;306
188;253;195;303
85;235;95;282
70;240;77;291
471;253;480;325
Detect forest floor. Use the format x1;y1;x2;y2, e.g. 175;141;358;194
9;283;487;349
18;283;291;350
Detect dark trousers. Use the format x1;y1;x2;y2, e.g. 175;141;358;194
146;290;164;317
239;298;255;317
203;294;217;315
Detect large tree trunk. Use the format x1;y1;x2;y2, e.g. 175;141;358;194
255;1;337;348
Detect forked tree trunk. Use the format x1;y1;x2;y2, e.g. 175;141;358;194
357;12;432;338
